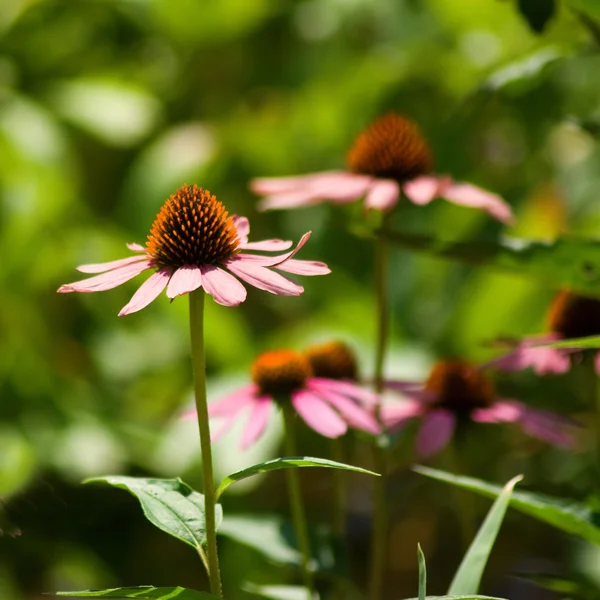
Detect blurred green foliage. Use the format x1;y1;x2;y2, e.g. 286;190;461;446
2;0;600;599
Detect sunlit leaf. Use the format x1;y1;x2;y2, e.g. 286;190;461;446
55;586;216;599
418;544;427;600
244;584;308;600
517;0;556;33
380;231;600;298
404;597;508;600
84;476;222;563
537;334;600;348
414;466;600;546
567;0;600;21
448;475;522;594
216;456;379;499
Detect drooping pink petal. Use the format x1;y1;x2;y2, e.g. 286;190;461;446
291;389;348;438
492;341;572;375
201;265;247;307
77;254;149;274
416;409;456;457
472;400;522;423
309;378;378;406
166;265;203;299
381;398;426;429
207;384;258;417
225;260;303;296
442;182;514;224
242;239;293;251
58;260;153;293
211;412;244;444
243;232;312;268
251;173;326;195
127;242;146;252
258;192;325;211
274;259;331;276
241;397;273;449
232;216;250;243
118;268;171;316
403;176;451;205
518;406;577;448
364;179;400;211
308;384;379;434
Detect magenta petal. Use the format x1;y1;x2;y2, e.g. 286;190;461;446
200;265;247;307
58;260;152;293
518;406;577;448
258;192;324;211
403;176;451;205
241;397;273;449
381;399;426;428
77;254;149;274
118;268;171;316
232;216;250;243
308;384;380;434
251;174;321;195
493;342;572;375
416;410;456;457
275;259;331;276
594;352;600;375
127;242;146;252
292;389;347;438
364;179;400;211
225;260;303;296
242;239;293;251
208;384;258;417
166;265;203;299
472;400;522;423
240;232;312;268
442;182;514;224
309;378;378;406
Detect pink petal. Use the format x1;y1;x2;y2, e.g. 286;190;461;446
242;239;293;251
241;397;273;449
274;258;331;276
381;398;426;428
225;260;303;296
251;174;324;195
308;383;380;434
416;409;456;457
77;254;149;274
127;243;146;252
384;380;426;395
58;260;152;293
207;384;258;417
166;265;203;299
258;192;325;211
241;232;312;268
309;378;378;406
200;266;247;307
472;400;522;423
403;176;452;205
291;389;347;438
442;182;514;224
518;406;577;448
232;216;250;244
211;411;244;444
492;342;572;375
118;268;171;316
364;179;400;211
595;352;600;375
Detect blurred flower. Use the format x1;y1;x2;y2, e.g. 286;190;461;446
304;340;359;381
188;349;380;449
251;113;513;223
58;184;330;315
492;291;600;375
382;360;576;457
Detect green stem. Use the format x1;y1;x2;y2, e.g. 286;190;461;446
368;230;391;600
189;290;222;597
331;437;347;538
282;404;315;600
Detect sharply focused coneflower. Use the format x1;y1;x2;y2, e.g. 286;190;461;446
382;360;575;456
186;349;380;449
251;113;512;223
58;184;330;314
492;291;600;375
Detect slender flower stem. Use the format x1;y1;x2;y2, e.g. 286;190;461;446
368;227;391;600
282;404;315;600
189;290;222;597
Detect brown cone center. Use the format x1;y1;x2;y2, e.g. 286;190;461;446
251;350;312;397
305;341;358;380
547;291;600;339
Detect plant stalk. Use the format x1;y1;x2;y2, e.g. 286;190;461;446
189;290;222;596
282;404;315;600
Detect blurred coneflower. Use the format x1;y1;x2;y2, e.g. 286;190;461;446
382;360;576;457
58;184;330;314
251;112;512;223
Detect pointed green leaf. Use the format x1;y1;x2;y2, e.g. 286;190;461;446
55;586;217;599
378;231;600;298
418;544;427;600
537;334;600;349
415;466;600;546
448;475;522;594
216;456;379;499
84;476;222;563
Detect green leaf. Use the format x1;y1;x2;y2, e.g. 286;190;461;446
418;544;427;600
517;0;556;33
567;0;600;22
55;586;217;599
216;456;379;499
537;334;600;349
404;597;508;600
243;584;309;600
414;466;600;546
448;475;522;594
84;476;222;564
380;231;600;298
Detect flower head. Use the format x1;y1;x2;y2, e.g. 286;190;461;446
492;290;600;375
190;348;380;449
58;184;330;315
251;112;513;223
382;359;576;457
